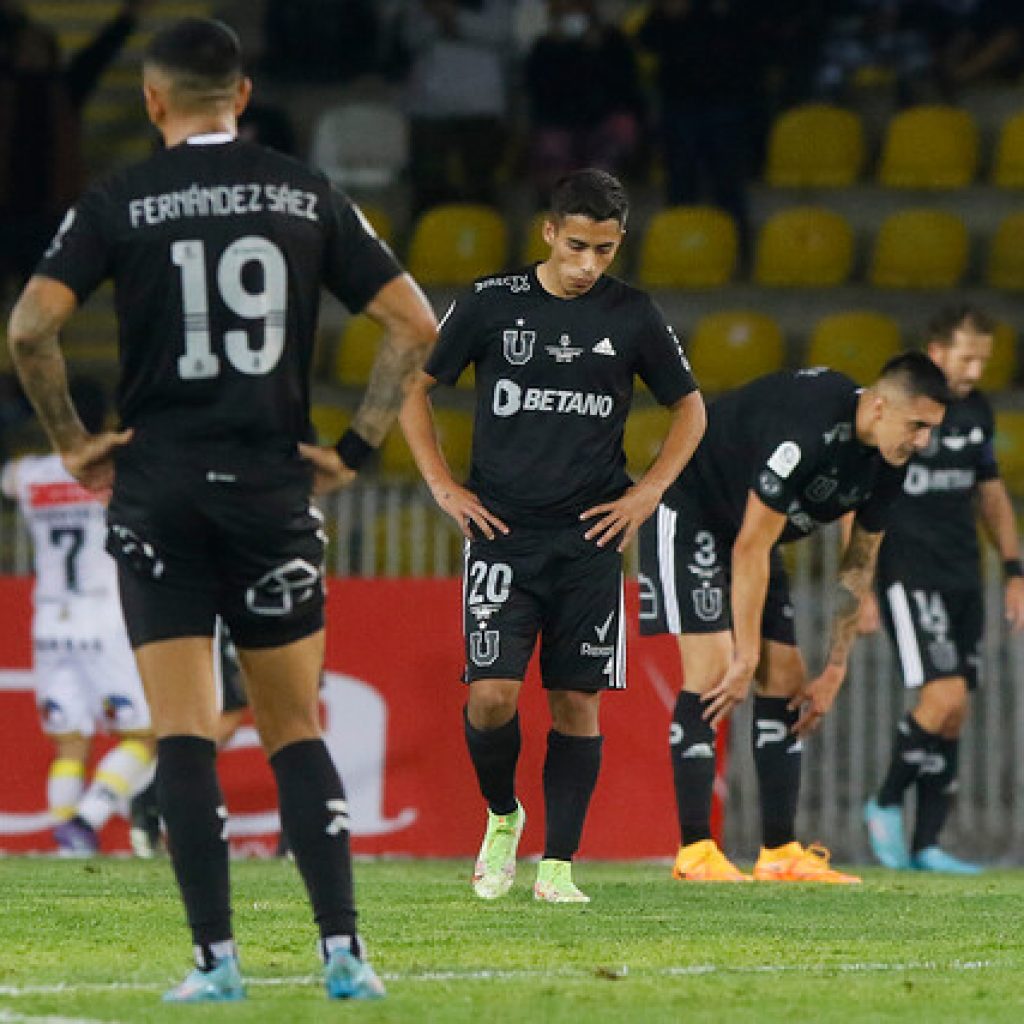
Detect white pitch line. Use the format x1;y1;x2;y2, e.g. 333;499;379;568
0;1011;127;1024
0;958;1003;999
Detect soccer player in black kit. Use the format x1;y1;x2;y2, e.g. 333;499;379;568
638;355;952;883
863;307;1024;874
6;19;437;1002
401;169;706;903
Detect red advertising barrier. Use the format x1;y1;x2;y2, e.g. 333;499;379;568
0;577;726;858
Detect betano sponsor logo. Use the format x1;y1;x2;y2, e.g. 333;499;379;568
492;379;614;418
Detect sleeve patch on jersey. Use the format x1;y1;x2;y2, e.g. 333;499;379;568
767;441;802;479
758;470;783;498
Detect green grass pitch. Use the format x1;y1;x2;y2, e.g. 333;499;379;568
1;857;1022;1023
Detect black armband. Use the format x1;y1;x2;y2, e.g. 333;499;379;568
335;428;375;471
1003;558;1024;579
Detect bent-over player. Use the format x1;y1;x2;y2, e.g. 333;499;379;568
639;355;951;883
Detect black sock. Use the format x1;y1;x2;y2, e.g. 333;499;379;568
877;713;936;807
912;736;959;853
752;696;801;849
156;736;232;961
464;708;520;815
542;730;603;861
669;691;716;845
271;739;357;947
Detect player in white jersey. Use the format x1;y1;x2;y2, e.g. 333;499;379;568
0;378;154;854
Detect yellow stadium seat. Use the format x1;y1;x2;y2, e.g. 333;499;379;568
521;211;549;266
991;111;1024;188
407;204;508;286
352;202;394;245
765;104;865;188
869;209;968;288
637;206;737;288
806;311;902;384
624;406;670;476
333;316;383;387
689;312;785;393
994;411;1024;495
753;206;854;287
379;407;473;479
979;321;1017;391
877;105;979;188
986;212;1024;290
310;404;351;445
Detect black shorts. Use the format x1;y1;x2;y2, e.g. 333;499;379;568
462;522;625;691
637;498;796;645
108;440;325;650
877;579;983;690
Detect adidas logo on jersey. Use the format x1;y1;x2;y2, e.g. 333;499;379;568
592;337;616;356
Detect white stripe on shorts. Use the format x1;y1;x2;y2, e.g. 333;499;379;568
886;582;925;689
613;572;626;689
656;504;682;634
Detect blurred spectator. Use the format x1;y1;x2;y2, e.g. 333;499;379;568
637;0;760;263
395;0;513;215
0;0;150;294
524;0;645;202
751;0;830;109
813;1;943;104
261;0;380;82
938;0;1024;91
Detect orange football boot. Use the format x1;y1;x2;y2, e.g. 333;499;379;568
753;841;861;884
672;839;751;881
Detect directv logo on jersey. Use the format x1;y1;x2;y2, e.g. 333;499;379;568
492;379;614;418
475;274;530;293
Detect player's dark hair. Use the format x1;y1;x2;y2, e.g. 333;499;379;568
549;168;629;228
877;351;955;407
144;18;243;97
924;303;996;346
69;376;108;434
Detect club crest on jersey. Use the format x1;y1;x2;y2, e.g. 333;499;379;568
692;582;723;623
545;334;584;363
503;327;535;365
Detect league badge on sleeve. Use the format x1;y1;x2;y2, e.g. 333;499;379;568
767;441;802;478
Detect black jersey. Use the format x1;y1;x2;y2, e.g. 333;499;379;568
36;135;401;453
425;266;698;526
877;390;998;589
669;368;907;543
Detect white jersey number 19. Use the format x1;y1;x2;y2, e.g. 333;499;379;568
172;235;287;380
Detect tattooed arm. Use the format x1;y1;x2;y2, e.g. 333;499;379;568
299;273;437;494
7;276;131;495
788;521;883;736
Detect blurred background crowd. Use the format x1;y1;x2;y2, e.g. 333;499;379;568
2;0;1024;481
